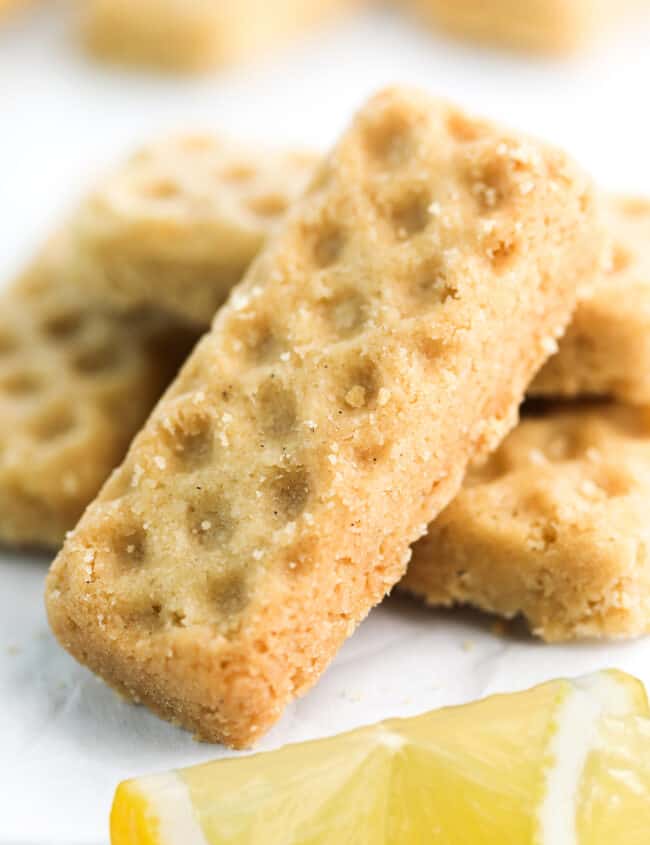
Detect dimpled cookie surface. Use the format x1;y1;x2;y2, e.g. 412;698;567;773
46;87;602;747
532;195;650;404
63;135;317;325
0;240;196;548
403;401;650;642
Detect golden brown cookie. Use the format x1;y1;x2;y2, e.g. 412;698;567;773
46;87;602;748
63;135;317;326
402;0;640;54
531;196;650;404
80;0;362;73
403;401;650;642
0;237;196;549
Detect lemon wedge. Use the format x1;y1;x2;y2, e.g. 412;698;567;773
111;670;648;845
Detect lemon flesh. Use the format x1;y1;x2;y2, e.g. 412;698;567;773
111;670;648;845
577;712;650;845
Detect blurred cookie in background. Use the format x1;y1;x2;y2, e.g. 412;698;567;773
0;0;37;23
62;135;317;325
401;0;647;54
79;0;365;73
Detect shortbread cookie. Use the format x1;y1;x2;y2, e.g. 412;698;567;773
0;238;196;549
46;87;602;748
531;196;650;404
403;0;639;54
80;0;360;72
64;136;317;326
403;401;650;642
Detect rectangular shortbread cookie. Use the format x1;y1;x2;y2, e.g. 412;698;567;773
402;401;650;642
0;238;196;548
63;136;317;326
531;196;650;404
46;87;602;747
403;0;639;54
80;0;361;72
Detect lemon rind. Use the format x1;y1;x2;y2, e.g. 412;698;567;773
112;772;207;845
538;671;646;845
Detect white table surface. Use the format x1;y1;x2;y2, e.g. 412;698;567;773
2;3;650;843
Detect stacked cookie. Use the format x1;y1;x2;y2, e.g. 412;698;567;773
403;196;650;642
0;243;196;547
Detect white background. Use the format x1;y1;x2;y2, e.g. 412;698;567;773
2;3;650;843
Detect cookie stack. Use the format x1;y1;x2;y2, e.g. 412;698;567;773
4;80;643;746
10;84;628;748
